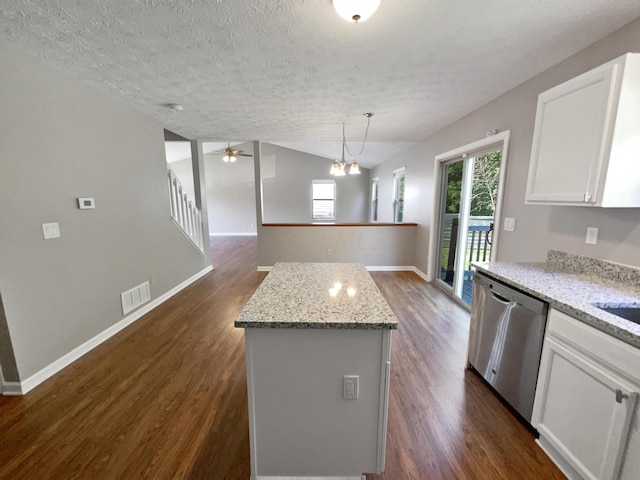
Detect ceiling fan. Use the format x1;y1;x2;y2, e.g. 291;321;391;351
207;142;253;163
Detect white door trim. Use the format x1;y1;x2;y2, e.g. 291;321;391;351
427;130;511;282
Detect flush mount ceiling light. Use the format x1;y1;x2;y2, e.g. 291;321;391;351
330;113;373;176
333;0;381;23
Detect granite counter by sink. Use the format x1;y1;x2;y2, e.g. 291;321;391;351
234;262;398;329
473;251;640;348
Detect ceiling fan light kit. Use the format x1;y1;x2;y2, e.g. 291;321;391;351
333;0;381;23
215;142;253;163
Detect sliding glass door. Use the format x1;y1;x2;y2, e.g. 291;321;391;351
435;148;502;304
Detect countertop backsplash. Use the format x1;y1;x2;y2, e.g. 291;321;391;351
547;250;640;287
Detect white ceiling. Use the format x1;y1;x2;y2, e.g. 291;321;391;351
2;1;640;167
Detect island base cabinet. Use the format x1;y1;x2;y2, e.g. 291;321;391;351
532;309;640;480
244;328;391;480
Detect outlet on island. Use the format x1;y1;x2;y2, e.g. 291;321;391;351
343;375;359;400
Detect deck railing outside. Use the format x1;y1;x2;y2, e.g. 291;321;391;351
442;215;493;282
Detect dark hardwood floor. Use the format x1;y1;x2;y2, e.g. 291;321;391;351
0;237;564;479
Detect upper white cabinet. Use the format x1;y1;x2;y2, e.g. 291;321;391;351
526;53;640;207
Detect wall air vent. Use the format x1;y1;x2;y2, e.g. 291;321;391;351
121;281;151;315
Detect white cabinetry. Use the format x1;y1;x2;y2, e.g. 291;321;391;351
532;309;640;480
526;53;640;207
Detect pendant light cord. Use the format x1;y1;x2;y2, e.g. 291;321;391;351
344;113;372;159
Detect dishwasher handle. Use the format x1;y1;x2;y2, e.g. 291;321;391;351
491;291;511;304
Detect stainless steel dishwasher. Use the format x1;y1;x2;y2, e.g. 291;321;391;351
468;272;548;423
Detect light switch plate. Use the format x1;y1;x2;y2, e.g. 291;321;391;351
503;217;516;232
42;222;61;239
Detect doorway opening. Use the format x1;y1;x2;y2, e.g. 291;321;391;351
430;132;510;306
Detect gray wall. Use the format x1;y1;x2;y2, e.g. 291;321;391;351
258;226;417;267
372;17;640;274
168;142;257;235
0;48;210;381
261;143;370;223
205;142;257;235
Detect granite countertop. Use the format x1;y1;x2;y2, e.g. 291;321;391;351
472;251;640;348
234;262;398;330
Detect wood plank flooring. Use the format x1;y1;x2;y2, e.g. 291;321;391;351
0;236;564;479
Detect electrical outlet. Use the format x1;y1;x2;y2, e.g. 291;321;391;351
327;248;333;256
343;375;359;400
42;222;61;239
586;227;599;245
503;217;516;232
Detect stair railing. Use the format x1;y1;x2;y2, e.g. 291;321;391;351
167;165;204;253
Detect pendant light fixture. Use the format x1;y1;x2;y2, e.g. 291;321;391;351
333;0;381;23
330;113;373;176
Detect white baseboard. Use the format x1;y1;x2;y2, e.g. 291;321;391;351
410;266;429;282
257;266;273;272
210;232;257;236
366;266;429;282
15;265;213;396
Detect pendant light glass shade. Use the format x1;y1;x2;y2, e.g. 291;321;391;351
335;164;346;176
330;161;342;175
333;0;381;23
349;161;361;175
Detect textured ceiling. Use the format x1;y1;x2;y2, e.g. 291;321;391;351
2;0;640;167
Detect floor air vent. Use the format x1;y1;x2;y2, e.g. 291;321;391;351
121;281;151;315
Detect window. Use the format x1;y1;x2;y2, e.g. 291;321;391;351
371;177;379;222
393;167;405;223
312;180;336;220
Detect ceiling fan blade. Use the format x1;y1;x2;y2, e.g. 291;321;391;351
238;153;253;157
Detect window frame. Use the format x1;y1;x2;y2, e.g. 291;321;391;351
392;167;406;224
371;177;379;222
312;179;336;221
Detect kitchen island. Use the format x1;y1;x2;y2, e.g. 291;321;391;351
235;262;397;480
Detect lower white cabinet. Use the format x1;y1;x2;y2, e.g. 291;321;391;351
532;309;640;480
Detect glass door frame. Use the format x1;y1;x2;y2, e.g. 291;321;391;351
428;131;511;307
